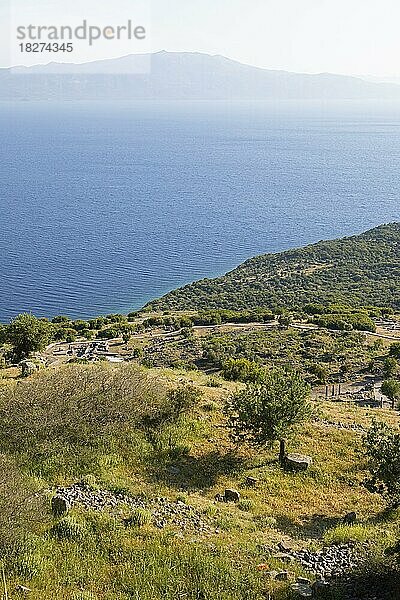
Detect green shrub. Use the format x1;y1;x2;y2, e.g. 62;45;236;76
205;378;222;389
11;533;47;579
364;420;400;505
202;400;219;411
238;499;254;512
51;516;87;541
125;508;152;528
81;474;98;491
324;524;372;545
221;358;265;383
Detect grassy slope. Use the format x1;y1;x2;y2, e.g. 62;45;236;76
146;223;400;311
1;365;399;600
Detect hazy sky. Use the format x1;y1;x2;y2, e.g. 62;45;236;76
2;0;400;77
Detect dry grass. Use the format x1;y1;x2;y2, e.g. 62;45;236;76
0;363;399;599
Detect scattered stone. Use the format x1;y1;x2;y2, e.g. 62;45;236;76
291;582;313;598
297;577;312;585
316;419;366;434
275;570;289;581
246;476;259;487
214;493;225;503
51;495;70;516
273;552;294;563
312;579;331;597
285;544;361;580
54;481;213;534
224;488;241;503
284;453;312;471
278;540;293;553
343;512;357;525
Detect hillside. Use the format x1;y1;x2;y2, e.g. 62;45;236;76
3;51;400;101
146;223;400;312
1;362;400;600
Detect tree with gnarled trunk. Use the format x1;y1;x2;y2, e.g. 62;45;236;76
224;368;312;465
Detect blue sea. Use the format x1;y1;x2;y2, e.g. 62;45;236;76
0;100;399;322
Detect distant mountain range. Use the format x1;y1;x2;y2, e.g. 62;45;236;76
146;223;400;311
2;51;400;101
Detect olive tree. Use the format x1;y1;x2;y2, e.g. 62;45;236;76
225;368;312;464
381;379;400;410
7;313;53;360
364;421;400;507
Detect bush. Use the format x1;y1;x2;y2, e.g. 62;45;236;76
221;358;265;383
238;499;254;512
389;342;400;359
0;363;167;470
364;420;400;506
51;516;87;541
125;508;152;528
324;524;373;545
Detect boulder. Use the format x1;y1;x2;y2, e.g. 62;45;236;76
224;488;241;503
312;579;331;598
275;570;289;581
284;453;312;472
291;582;313;598
262;569;278;579
245;476;259;487
278;540;293;553
51;495;70;516
343;511;357;525
20;361;39;377
273;552;294;563
297;577;312;585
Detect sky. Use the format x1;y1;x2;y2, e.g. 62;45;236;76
1;0;400;78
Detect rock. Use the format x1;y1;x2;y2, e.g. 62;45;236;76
263;570;278;579
312;579;331;598
214;493;225;503
273;552;294;563
53;481;213;534
275;570;289;581
292;582;313;598
278;540;293;552
343;512;357;525
51;495;70;516
246;476;259;487
297;577;312;585
20;361;39;377
224;488;241;503
284;453;312;471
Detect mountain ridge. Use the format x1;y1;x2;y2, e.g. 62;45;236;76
2;51;400;101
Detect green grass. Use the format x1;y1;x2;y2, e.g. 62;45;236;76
323;524;374;545
0;362;399;598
